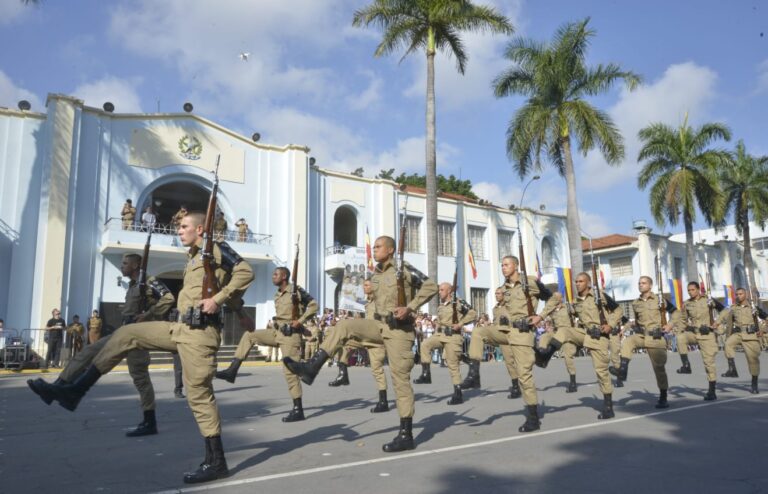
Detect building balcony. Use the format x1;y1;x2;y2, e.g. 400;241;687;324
325;245;367;280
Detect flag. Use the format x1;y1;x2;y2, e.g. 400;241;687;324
534;252;542;280
599;265;606;290
467;239;478;279
668;278;684;309
723;284;735;307
556;267;574;303
699;274;706;294
365;226;374;272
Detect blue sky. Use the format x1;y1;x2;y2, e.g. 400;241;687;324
1;0;766;238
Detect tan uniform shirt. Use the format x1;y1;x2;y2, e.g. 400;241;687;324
436;297;477;331
717;303;761;341
492;303;511;325
540;293;576;331
502;273;557;321
573;290;624;333
370;260;438;320
88;316;102;334
684;296;715;328
365;298;376;319
121;203;136;221
122;276;175;321
273;284;319;326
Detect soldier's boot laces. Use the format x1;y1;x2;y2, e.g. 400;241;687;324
283;349;329;386
447;385;464;406
598;393;615;420
126;410;158;437
215;358;242;384
183;436;229;484
508;378;522;399
704;381;717;401
676;354;692;374
518;405;541;433
721;358;739;378
751;376;759;395
51;365;101;411
566;374;578;393
282;398;306;422
655;389;669;409
382;418;414;453
27;377;64;406
328;363;350;387
459;360;481;390
535;340;562;369
371;390;389;413
413;364;431;384
616;357;630;381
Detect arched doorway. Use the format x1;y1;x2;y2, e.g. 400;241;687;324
141;181;210;228
334;206;357;247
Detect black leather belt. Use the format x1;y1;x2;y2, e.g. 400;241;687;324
733;325;757;334
684;326;696;333
586;327;608;339
636;327;663;339
610;326;621;336
373;312;413;331
179;307;222;329
512;318;533;332
688;325;712;335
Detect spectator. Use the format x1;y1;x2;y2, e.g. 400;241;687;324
213;211;227;241
88;310;102;344
121;199;136;230
235;218;248;242
44;308;65;368
64;315;85;365
141;206;157;232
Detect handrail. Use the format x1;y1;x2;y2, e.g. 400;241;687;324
104;218;272;245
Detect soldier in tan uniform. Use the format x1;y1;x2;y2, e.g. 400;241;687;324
29;253;176;437
672;285;699;374
284;236;438;452
613;276;673;408
216;267;318;422
304;318;321;360
29;212;254;484
121;199;136;230
413;283;476;405
609;320;624;387
535;298;580;393
213;211;228;242
64;315;85;364
682;282;722;400
715;287;766;394
87;310;103;344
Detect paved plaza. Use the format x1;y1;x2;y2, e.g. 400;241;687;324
2;352;767;493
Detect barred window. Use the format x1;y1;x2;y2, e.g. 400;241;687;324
498;230;514;261
437;221;454;257
610;257;633;277
753;237;768;252
400;215;421;253
470;288;488;314
468;226;486;260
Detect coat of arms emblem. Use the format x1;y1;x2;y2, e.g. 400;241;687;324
178;135;202;160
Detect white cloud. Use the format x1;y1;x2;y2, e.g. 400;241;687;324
755;58;768;95
0;70;42;111
71;77;144;113
580;62;718;190
347;71;383;111
473;181;522;208
578;210;614;237
0;1;26;25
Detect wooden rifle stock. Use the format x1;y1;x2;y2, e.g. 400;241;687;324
201;156;221;300
138;229;152;313
654;254;668;326
451;263;459;324
517;235;536;317
744;268;761;330
591;263;609;327
291;235;301;322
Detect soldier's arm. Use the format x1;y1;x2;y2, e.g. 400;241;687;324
605;305;624;328
457;300;477;326
538;292;562;319
145;280;175;320
212;243;255;307
406;270;438;312
715;308;731;328
298;288;319;324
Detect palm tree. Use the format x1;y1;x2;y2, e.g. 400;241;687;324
353;0;512;310
719;140;768;297
637;116;731;281
493;18;640;275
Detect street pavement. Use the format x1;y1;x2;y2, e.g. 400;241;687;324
1;351;767;493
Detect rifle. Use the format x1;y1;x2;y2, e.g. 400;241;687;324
591;260;609;328
451;262;459;325
744;267;762;332
704;252;716;326
138;227;153;313
290;235;303;326
394;187;411;326
201;156;221;302
654;252;668;326
516;220;536;319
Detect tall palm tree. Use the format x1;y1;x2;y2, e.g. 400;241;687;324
637;116;731;281
719;140;768;297
493;18;640;275
353;0;512;310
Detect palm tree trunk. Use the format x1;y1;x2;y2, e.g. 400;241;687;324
425;34;438;314
560;137;583;275
684;211;696;283
741;207;758;300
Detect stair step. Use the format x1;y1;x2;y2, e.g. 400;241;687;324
116;345;266;366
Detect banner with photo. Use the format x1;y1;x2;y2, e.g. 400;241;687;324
338;247;369;312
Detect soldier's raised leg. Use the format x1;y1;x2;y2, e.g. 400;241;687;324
616;333;644;381
215;330;257;383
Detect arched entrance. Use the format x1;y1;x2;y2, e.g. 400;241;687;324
141;181;210;227
333;206;357;247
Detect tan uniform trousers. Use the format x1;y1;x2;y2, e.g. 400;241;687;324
235;329;302;399
555;328;613;395
609;333;622;369
724;332;761;377
538;331;577;375
621;334;669;390
60;333;156;411
92;321;221;437
320;319;414;417
467;325;518;379
504;328;538;406
420;333;464;385
675;330;697;356
340;340;388;390
304;340;319;360
88;331;101;345
694;334;719;381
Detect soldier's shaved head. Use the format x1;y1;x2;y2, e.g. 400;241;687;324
123;253;142;265
377;236;396;249
502;255;519;266
576;272;590;282
439;282;453;291
639;275;653;285
184;211;207;227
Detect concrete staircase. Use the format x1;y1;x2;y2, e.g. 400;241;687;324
123;345;267;366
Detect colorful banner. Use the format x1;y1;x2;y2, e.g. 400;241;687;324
723;284;735;307
667;278;684;309
365;225;374;273
556;267;574;303
467;239;478;279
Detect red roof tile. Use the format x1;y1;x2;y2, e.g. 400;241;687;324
582;234;636;251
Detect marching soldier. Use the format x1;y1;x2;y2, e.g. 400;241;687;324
27;212;254;484
30;253;175;437
413;283;476;406
535;302;580;393
63;315;85;365
609;319;625;387
461;287;522;399
215;267;318;422
682;282;722;400
283;235;437;452
715;287;766;394
88;310;103;344
673;286;698;374
121;199;136;230
304;318;321;360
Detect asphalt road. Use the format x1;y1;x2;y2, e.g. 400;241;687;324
1;351;767;494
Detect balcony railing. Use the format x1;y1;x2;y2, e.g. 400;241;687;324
104;218;272;245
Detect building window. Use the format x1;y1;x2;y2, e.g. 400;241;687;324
400;215;421;253
470;288;488;316
541;237;555;274
468;226;486;260
610;257;633;278
673;257;683;280
619;301;634;321
498;230;514;261
754;237;768;252
437;221;454;257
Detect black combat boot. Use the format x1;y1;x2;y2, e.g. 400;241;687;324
615;377;624;388
183;436;229;484
704;381;717;401
328;362;350;387
282;398;306;422
215;358;242;384
413;363;431;384
174;387;185;399
614;357;630;381
49;365;101;411
566;374;578;393
447;385;464;405
655;389;669;409
382;417;414;453
721;358;738;378
126;410;158;437
27;377;64;406
676;354;692;374
371;390;389;413
518;405;541;433
459;360;480;390
751;376;759;394
598;393;614;420
283;349;329;385
508;378;521;399
534;339;562;369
